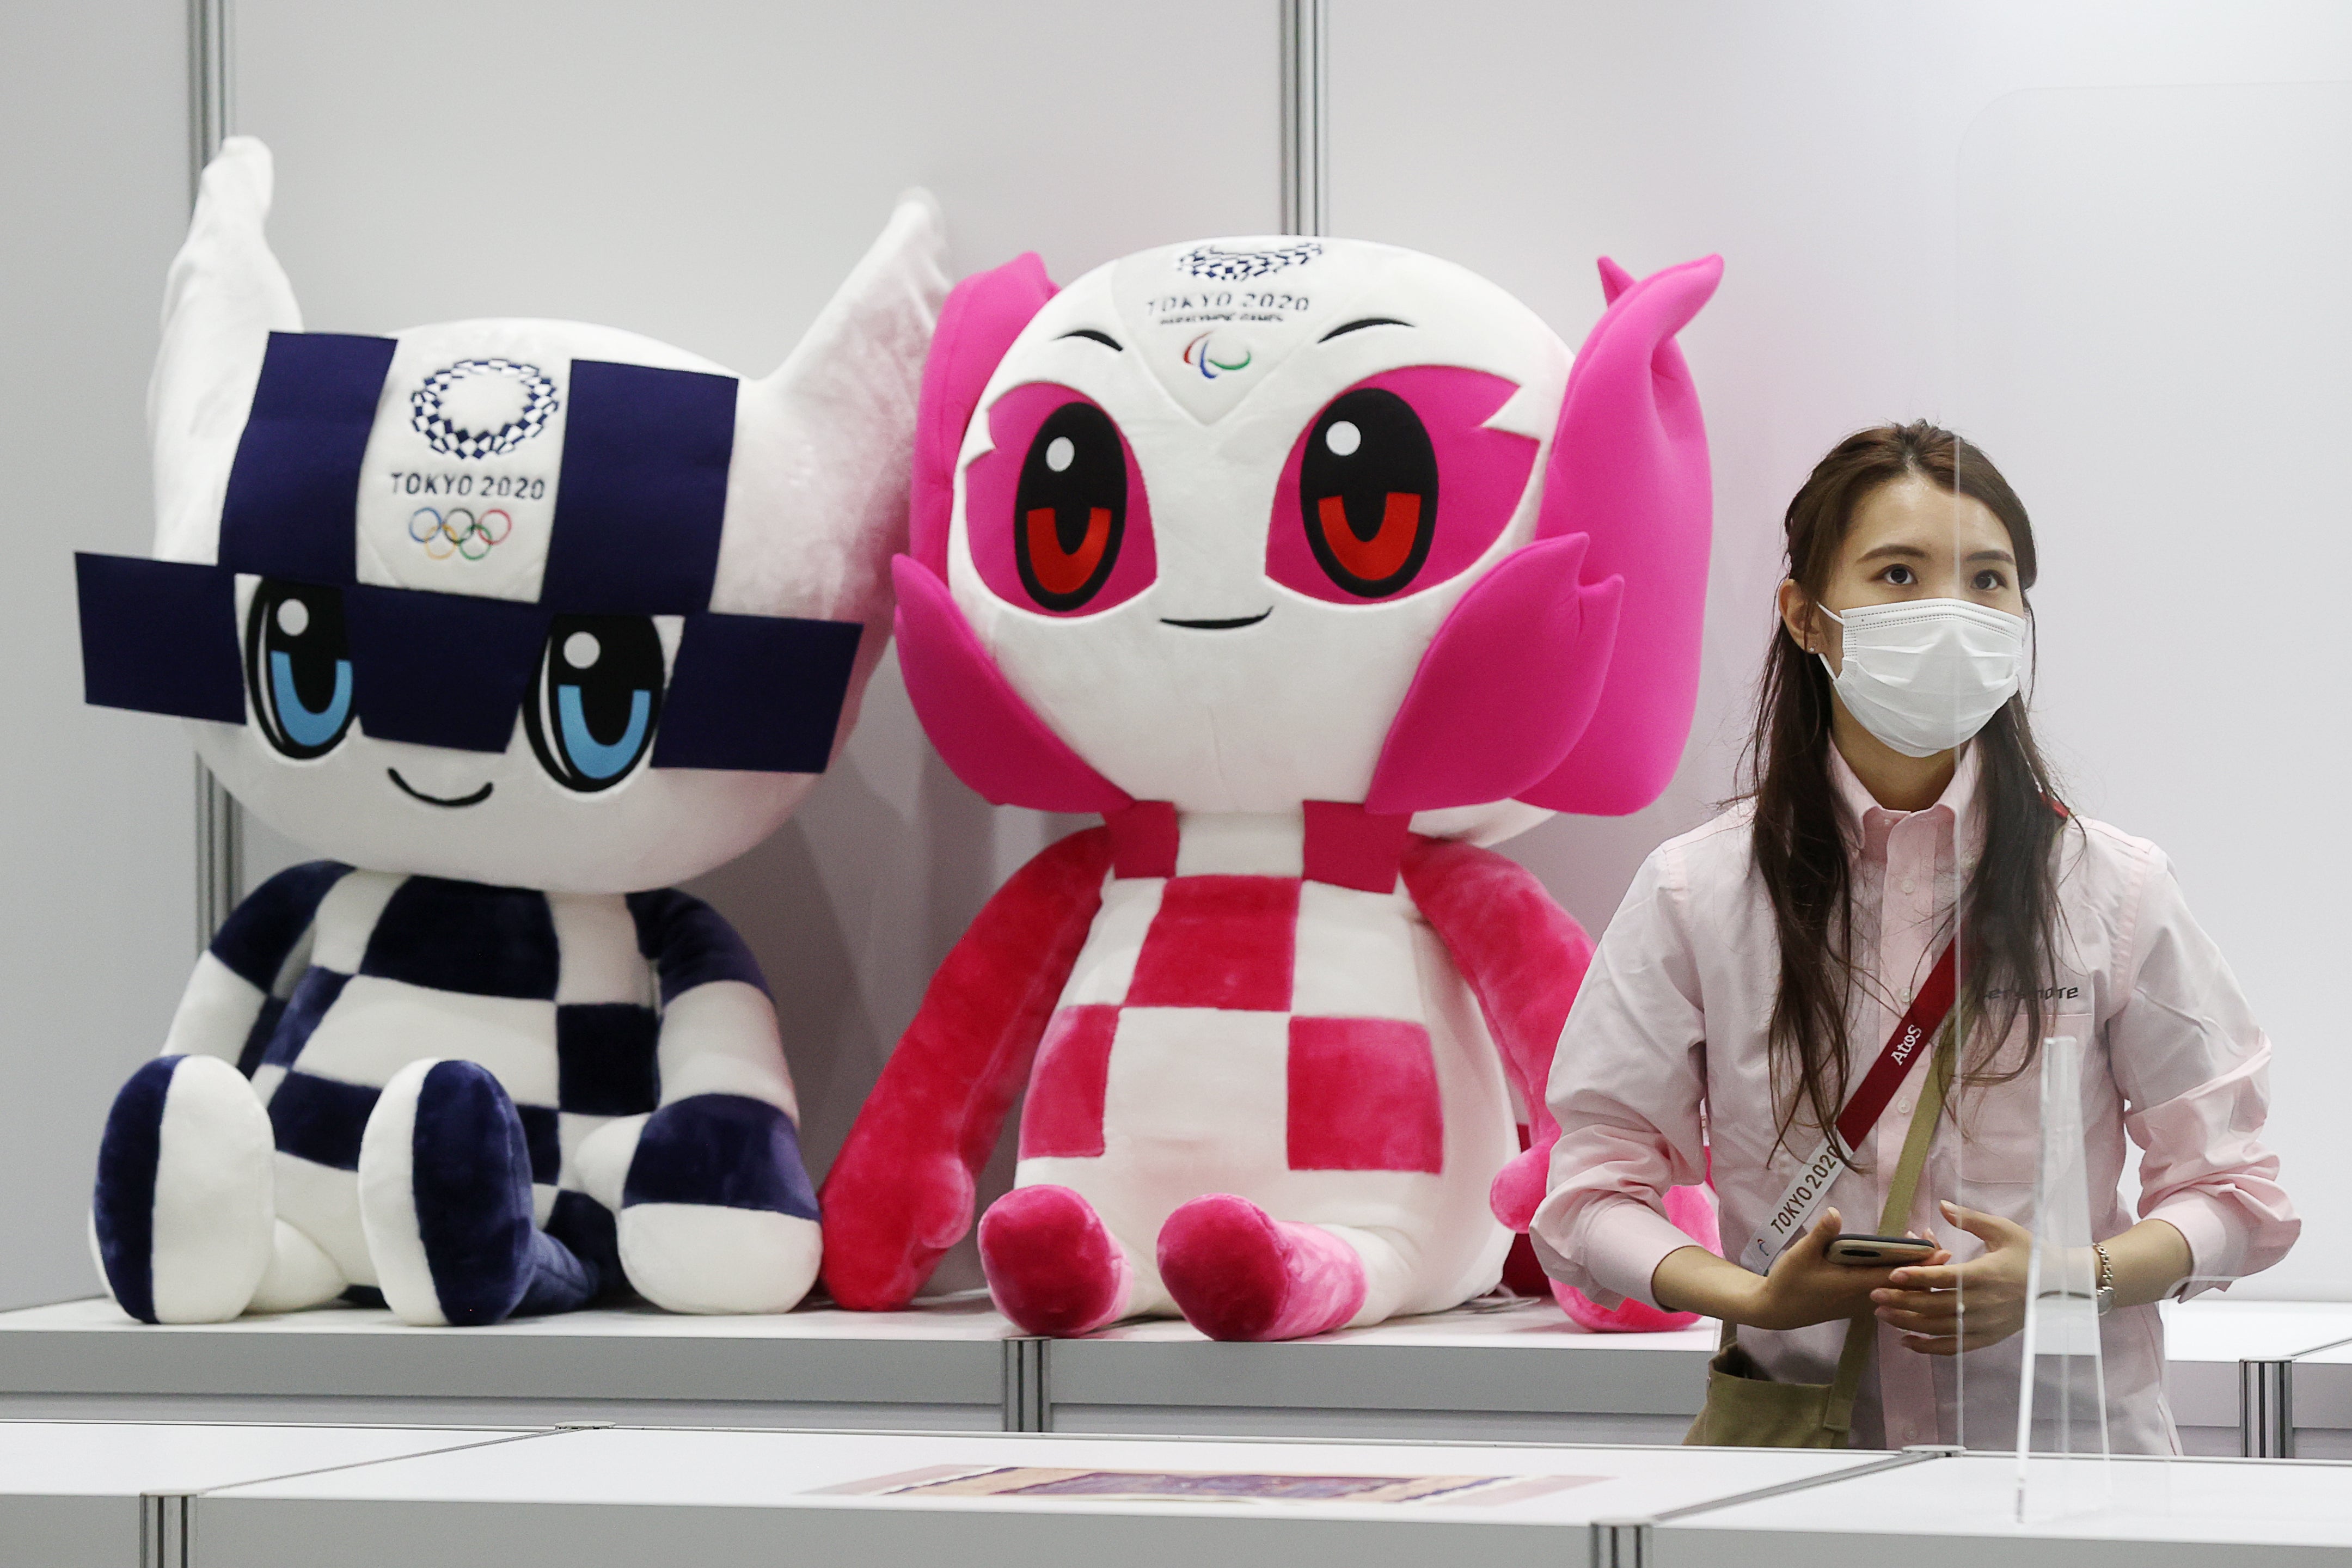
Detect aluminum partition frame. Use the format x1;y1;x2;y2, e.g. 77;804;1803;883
1279;0;1328;237
187;0;241;950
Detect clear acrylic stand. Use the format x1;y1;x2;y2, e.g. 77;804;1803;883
2014;1033;2112;1522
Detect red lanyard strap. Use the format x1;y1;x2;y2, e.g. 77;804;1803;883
1830;939;1956;1158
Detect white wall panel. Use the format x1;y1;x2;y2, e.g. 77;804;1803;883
1330;1;2352;1297
0;0;199;1309
1955;82;2352;1300
230;0;1278;1291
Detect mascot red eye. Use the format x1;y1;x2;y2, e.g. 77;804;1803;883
1015;402;1125;610
1265;367;1536;607
1300;388;1438;597
965;382;1157;617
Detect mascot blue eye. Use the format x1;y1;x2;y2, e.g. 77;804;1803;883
525;615;664;792
246;581;356;759
270;651;352;748
556;685;650;780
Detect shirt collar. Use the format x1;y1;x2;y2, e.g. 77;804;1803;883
1827;740;1984;865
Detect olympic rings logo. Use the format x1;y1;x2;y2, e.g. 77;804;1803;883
409;506;514;561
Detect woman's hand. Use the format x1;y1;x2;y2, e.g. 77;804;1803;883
1651;1207;1950;1331
1745;1208;1950;1331
1871;1199;2030;1355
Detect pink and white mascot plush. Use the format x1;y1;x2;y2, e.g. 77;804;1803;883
821;237;1720;1339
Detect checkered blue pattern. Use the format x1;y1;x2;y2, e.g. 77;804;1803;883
221;862;767;1218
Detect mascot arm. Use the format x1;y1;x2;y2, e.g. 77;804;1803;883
819;826;1114;1310
622;888;800;1113
161;860;352;1075
561;890;828;1314
1399;836;1591;1232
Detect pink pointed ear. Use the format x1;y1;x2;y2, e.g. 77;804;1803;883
1520;254;1722;815
1596;255;1635;304
1364;536;1624;814
891;556;1132;814
908;253;1058;575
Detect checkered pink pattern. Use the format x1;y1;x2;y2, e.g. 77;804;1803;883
1018;855;1443;1175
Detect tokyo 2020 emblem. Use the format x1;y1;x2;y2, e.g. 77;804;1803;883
409;359;560;460
1175;241;1322;281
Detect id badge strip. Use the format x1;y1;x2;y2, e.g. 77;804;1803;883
1739;942;1956;1273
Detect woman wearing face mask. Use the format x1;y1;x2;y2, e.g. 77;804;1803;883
1532;422;2296;1452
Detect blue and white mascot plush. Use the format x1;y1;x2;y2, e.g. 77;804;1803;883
74;139;946;1326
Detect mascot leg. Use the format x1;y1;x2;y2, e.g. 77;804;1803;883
91;1055;273;1324
602;1094;820;1314
978;1184;1135;1336
1155;1194;1371;1343
358;1059;598;1326
246;1220;348;1314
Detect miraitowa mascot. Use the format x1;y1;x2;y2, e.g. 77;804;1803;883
819;236;1722;1340
74;138;946;1326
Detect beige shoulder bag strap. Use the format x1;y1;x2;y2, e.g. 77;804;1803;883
1817;1035;1954;1441
1685;1036;1953;1448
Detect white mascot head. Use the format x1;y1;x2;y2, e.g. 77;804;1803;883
77;138;948;893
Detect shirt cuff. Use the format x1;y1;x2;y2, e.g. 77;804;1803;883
1535;1193;1703;1312
2144;1195;2235;1298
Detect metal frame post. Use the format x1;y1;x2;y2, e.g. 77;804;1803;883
1279;0;1328;236
1590;1519;1649;1567
1003;1337;1050;1432
2240;1358;2295;1458
142;1491;194;1568
188;0;240;948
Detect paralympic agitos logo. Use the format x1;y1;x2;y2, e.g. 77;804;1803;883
1181;332;1252;380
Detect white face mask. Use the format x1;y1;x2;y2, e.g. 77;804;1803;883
1817;598;2029;758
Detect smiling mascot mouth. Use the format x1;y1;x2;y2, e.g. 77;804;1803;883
1159;608;1273;630
387;769;494;808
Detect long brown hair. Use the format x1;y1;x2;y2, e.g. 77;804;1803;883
1744;421;2067;1152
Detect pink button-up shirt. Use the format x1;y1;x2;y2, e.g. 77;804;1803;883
1531;744;2298;1453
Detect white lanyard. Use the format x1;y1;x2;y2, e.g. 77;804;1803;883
1738;941;1956;1273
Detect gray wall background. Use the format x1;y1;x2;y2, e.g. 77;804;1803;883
8;1;2349;1307
1;0;200;1310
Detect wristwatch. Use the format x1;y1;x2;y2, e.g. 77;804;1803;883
2093;1242;2116;1316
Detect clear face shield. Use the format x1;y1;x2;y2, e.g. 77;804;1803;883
1938;73;2310;1516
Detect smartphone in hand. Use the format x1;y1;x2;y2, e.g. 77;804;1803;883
1826;1234;1936;1266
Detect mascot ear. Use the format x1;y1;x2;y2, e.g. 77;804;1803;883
1518;253;1722;815
150;136;302;566
906;252;1057;575
712;189;950;624
1595;255;1636;304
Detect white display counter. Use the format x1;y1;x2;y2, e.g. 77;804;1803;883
16;1419;2350;1568
0;1296;1020;1431
182;1426;1886;1568
2157;1298;2352;1456
1653;1450;2352;1567
4;1294;2346;1454
1045;1298;1715;1443
0;1419;534;1568
2283;1336;2352;1461
0;1294;1713;1440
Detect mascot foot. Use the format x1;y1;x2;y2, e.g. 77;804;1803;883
359;1059;597;1326
92;1055;274;1323
1156;1195;1366;1342
616;1095;821;1313
978;1185;1131;1336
